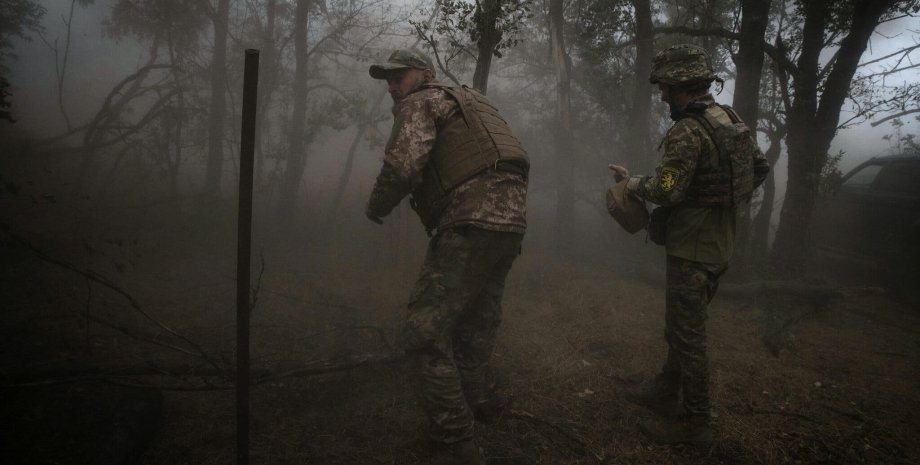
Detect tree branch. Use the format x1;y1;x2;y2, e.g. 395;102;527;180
2;228;223;374
858;42;920;68
0;352;406;390
653;25;799;76
871;108;920;127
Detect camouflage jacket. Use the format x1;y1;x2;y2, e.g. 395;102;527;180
366;85;528;235
626;95;769;206
625;95;769;263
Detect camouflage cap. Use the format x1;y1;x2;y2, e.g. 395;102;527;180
649;44;719;86
369;49;436;79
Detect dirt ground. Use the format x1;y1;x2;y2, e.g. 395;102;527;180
2;197;919;465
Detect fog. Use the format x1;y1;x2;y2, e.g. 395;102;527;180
8;1;917;247
2;1;919;464
4;0;657;268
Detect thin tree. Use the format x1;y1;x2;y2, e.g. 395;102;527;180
627;0;654;165
0;0;47;121
416;0;532;94
549;0;575;248
204;0;231;194
730;0;771;268
277;0;313;221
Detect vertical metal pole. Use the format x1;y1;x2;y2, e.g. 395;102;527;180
237;48;259;465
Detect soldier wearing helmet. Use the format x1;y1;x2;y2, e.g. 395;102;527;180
365;48;529;465
608;44;770;445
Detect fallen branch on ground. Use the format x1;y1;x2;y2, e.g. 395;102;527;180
0;352;406;390
509;409;607;464
3;228;220;371
719;281;886;301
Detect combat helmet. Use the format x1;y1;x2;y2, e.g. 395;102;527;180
649;44;720;86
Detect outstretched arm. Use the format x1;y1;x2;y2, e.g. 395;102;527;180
626;120;702;207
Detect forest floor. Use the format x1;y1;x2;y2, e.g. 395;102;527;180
2;203;919;465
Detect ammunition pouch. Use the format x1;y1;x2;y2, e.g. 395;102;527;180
409;194;449;235
648;206;672;246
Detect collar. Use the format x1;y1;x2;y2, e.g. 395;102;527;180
670;94;716;121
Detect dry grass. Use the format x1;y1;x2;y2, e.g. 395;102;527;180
3;219;919;465
142;253;920;464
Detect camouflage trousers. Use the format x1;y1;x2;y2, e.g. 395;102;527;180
660;254;727;419
404;226;522;444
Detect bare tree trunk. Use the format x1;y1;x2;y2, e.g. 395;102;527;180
627;0;653;169
57;0;77;131
750;124;784;263
330;91;387;216
773;0;896;273
731;0;771;270
472;0;502;94
278;0;312;220
255;0;278;188
204;0;230;194
549;0;574;250
167;34;184;198
733;0;770;126
772;0;826;273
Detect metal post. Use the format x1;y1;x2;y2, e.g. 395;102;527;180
237;48;259;465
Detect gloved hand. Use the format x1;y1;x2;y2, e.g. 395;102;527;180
608;164;630;182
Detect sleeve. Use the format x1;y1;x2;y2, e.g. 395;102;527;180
629;120;702;206
365;94;439;219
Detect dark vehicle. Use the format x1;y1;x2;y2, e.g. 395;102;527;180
811;154;920;307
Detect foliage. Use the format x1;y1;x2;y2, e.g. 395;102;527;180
659;0;735;71
0;76;13;122
411;0;533;77
0;0;46;73
104;0;208;46
882;117;920;155
4;0;920;234
819;150;844;196
569;0;635;114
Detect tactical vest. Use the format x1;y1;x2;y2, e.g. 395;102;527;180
410;83;530;230
680;103;756;207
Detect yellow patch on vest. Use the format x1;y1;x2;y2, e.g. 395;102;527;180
660;167;680;191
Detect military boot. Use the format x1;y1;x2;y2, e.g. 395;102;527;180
638;415;712;446
625;373;682;417
469;391;510;424
464;373;511;424
431;439;485;465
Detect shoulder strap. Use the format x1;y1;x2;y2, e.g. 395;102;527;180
716;104;743;124
423;83;476;128
681;107;730;172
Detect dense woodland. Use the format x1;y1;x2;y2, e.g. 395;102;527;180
2;0;919;262
1;1;919;464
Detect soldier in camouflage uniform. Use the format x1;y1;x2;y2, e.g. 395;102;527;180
366;49;529;465
608;44;769;445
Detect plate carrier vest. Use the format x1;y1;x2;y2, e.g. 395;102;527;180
680;103;757;207
409;83;530;230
